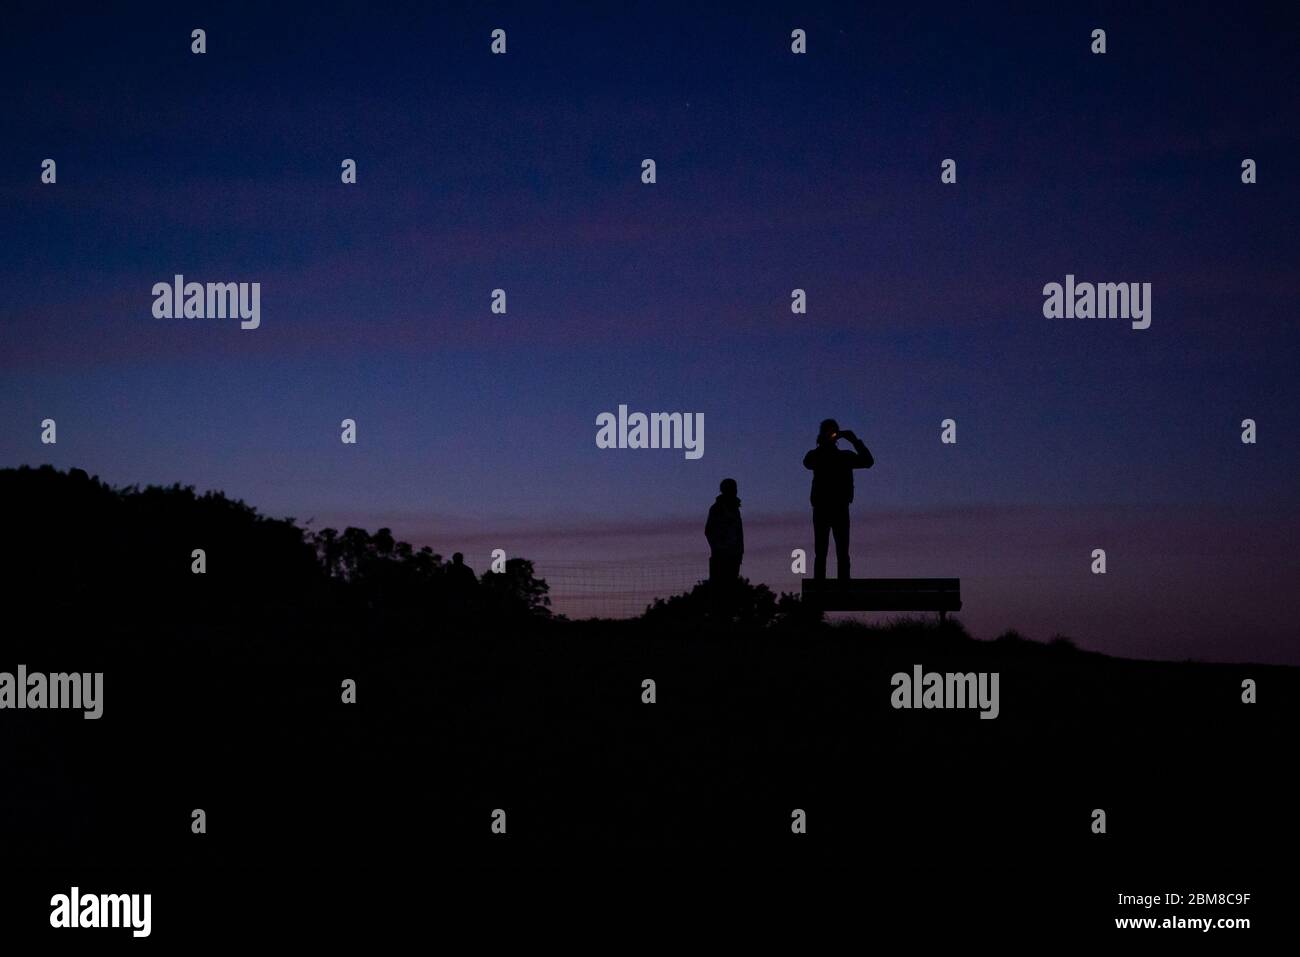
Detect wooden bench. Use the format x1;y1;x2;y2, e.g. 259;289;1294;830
801;578;962;621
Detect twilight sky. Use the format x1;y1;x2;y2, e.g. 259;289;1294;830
2;3;1297;662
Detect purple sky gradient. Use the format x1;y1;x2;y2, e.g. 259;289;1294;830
2;3;1297;662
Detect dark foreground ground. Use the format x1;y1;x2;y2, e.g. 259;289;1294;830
2;615;1294;943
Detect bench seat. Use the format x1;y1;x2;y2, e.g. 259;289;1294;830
801;578;961;618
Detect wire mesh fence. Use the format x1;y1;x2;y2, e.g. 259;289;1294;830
531;557;704;619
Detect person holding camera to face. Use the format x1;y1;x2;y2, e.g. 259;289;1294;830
802;418;874;580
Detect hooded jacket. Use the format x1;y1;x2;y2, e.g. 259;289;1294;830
705;494;744;558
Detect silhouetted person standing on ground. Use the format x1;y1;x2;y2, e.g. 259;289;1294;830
705;478;744;584
803;419;873;580
446;552;479;619
448;552;477;588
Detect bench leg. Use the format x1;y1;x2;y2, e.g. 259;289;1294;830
939;610;947;624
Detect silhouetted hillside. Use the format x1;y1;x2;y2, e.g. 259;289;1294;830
1;467;1294;938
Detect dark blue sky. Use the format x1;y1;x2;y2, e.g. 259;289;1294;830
2;2;1297;661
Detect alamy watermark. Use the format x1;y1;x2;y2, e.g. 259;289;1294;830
596;405;704;460
1042;274;1150;330
891;664;999;719
50;887;150;937
152;274;260;330
0;665;103;719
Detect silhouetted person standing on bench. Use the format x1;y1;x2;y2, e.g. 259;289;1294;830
803;419;873;580
705;478;744;584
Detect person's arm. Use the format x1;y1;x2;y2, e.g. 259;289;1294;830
839;430;874;468
802;448;819;469
705;504;719;547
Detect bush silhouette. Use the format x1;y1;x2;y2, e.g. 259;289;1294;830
641;577;813;629
0;465;551;633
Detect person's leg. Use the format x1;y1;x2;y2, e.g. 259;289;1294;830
834;506;851;580
812;508;829;579
710;555;739;614
707;555;724;615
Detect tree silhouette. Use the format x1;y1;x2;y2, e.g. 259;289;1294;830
0;465;555;632
478;557;552;619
